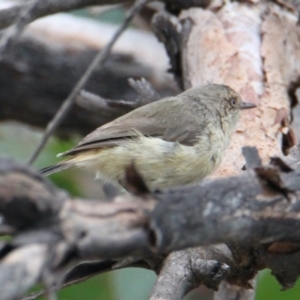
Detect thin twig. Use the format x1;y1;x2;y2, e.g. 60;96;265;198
0;0;41;61
27;0;148;165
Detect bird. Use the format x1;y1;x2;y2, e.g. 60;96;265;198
40;84;256;190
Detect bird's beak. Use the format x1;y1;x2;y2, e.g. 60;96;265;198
240;102;256;110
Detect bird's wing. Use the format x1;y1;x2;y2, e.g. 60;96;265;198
61;97;206;157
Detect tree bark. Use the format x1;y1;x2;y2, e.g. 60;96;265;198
1;148;300;299
181;1;300;177
179;1;300;297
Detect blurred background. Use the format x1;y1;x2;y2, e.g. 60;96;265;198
1;3;300;300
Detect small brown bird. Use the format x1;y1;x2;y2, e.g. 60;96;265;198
40;84;256;190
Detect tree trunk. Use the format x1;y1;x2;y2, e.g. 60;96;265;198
180;1;300;298
181;1;300;178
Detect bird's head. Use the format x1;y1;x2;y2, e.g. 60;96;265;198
200;83;255;111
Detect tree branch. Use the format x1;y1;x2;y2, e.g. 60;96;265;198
0;0;212;30
0;244;48;300
149;246;230;300
0;0;124;30
2;147;300;299
0;0;41;61
0;23;176;135
214;280;256;300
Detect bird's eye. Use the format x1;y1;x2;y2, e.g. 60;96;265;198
230;98;237;106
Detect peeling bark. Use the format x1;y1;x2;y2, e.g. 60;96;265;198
181;2;300;178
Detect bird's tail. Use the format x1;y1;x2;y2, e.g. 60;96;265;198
39;162;73;176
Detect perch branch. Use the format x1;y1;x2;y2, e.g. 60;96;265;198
2;147;300;300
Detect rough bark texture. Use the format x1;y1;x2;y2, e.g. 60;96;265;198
181;1;300;178
1;148;300;299
214;280;257;300
178;1;300;298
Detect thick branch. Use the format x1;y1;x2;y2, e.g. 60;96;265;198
214;280;256;300
150;173;273;251
0;244;48;300
0;22;176;134
149;246;230;300
2;148;300;300
0;0;124;30
0;0;212;30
